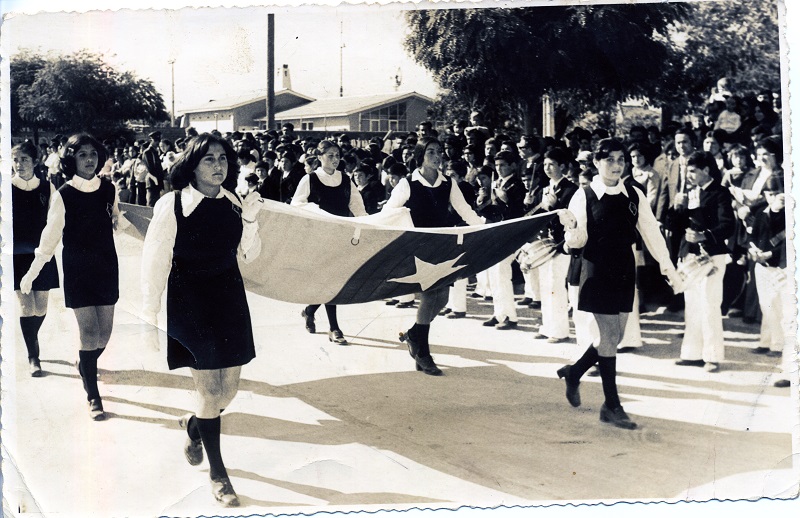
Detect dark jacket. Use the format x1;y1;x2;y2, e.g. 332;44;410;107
677;180;736;258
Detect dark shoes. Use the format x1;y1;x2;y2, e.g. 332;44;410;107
765;350;782;358
518;297;533;306
396;301;416;309
599;404;637;429
528;301;541;309
328;329;348;345
616;346;637;354
483;317;499;327
415;355;443;376
300;309;315;334
399;331;420;359
752;346;770;354
385;299;399;306
447;311;466;319
210;476;240;507
675;359;705;367
29;358;43;377
556;365;581;407
88;398;105;421
495;318;518;330
546;336;568;344
439;308;452;316
704;362;720;373
774;379;790;388
178;413;203;466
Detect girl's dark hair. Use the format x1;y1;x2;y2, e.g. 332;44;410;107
305;157;321;170
686;151;722;182
446;159;468;178
727;144;754;169
353;164;375;178
413;137;441;168
317;140;341;156
757;137;783;166
12;140;39;161
543;147;569;166
59;133;107;179
593;138;627;161
169;133;238;192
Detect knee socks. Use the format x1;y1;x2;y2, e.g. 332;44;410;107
196;416;227;481
598;355;621;410
19;315;45;360
324;305;340;331
305;304;320;317
570;345;599;382
186;415;201;442
78;348;105;401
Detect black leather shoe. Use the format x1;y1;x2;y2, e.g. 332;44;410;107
495;318;518;330
396;301;416;309
399;331;421;359
210;477;240;507
556;365;581;407
439;308;452;316
328;329;348;345
88;398;105;421
300;309;315;334
517;297;533;306
528;301;541;309
774;379;790;388
752;346;770;354
765;350;782;358
616;346;637;354
447;311;466;319
385;299;398;306
415;355;443;376
599;404;637;430
484;296;494;302
178;413;203;466
29;358;43;377
483;317;499;327
675;359;705;367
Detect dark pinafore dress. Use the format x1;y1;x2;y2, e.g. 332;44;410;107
12;179;60;291
166;192;255;370
405;175;452;228
307;172;352;217
578;183;639;314
60;181;119;308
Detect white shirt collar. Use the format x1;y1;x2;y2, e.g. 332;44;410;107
67;174;102;192
589;175;628;199
411;168;445;188
181;184;240;217
11;174;41;191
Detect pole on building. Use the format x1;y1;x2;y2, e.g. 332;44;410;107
168;59;175;127
267;13;276;131
339;21;345;97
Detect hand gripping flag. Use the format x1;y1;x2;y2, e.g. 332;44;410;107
121;200;556;305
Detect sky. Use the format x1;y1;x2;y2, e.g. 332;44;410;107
0;1;443;115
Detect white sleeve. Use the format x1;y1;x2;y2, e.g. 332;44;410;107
238;220;262;264
449;180;483;226
349;183;368;217
634;186;676;275
141;193;177;321
564;188;588;249
290;175;312;206
381;178;411;211
33;190;66;264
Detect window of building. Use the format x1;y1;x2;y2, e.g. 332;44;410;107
360;101;407;132
301;122;314;130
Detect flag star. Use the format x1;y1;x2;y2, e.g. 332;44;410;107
388;254;466;291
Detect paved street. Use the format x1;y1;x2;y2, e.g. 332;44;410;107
2;231;798;517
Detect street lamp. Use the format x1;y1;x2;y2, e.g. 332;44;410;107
167;59;176;127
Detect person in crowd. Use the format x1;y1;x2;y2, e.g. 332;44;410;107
441;159;477;319
45;137;65;188
384;137;483;375
142;131;165;207
748;175;791;387
354;163;385;215
141;133;262;508
714;95;743;138
629;143;662;216
293;140;368;345
236;149;256;196
12;141;60;377
673;151;735;372
702;130;730;172
462;143;483;186
278;150;306;204
20;133;121;421
557;138;682;430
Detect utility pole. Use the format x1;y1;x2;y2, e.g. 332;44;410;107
339;21;345;97
168;59;175;127
267;13;275;131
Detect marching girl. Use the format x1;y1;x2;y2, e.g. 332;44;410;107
292;140;368;345
383;137;483;375
556;138;682;429
141;133;262;507
20;134;119;420
12;141;59;377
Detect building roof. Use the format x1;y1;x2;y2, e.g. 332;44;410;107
267;91;435;120
180;89;316;114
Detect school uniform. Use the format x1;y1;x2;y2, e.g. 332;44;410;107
676;180;735;365
488;173;526;325
358;179;387;215
12;175;59;291
29;175;120;308
141;185;262;370
293;168;367;217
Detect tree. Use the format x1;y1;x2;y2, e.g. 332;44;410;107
404;4;690;137
14;50;168;138
10;51;47;142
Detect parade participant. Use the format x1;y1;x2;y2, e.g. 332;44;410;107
12;141;60;377
556;138;682;430
142;131;165;207
141;133;262;507
530;147;578;343
20;134;120;420
384;137;483;375
293;140;368;345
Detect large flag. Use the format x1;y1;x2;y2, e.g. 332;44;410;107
120;200;556;305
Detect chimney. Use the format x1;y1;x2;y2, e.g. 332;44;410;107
281;64;292;90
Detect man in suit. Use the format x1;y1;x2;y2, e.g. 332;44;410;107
142;131;165;207
674;151;735;373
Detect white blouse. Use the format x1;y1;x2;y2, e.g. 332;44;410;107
382;169;483;226
291;167;368;217
141;184;261;319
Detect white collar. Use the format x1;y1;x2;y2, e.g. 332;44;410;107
11;174;41;191
67;175;102;193
590;176;628;199
411;168;445;188
181;184;240;217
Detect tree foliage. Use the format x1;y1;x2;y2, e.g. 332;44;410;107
405;3;690;135
13;50;168;137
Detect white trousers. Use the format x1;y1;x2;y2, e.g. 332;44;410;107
680;254;727;363
489;254;518;322
475;270;492;298
447;278;468;313
523;266;541;301
754;263;796;377
538;254;570;339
